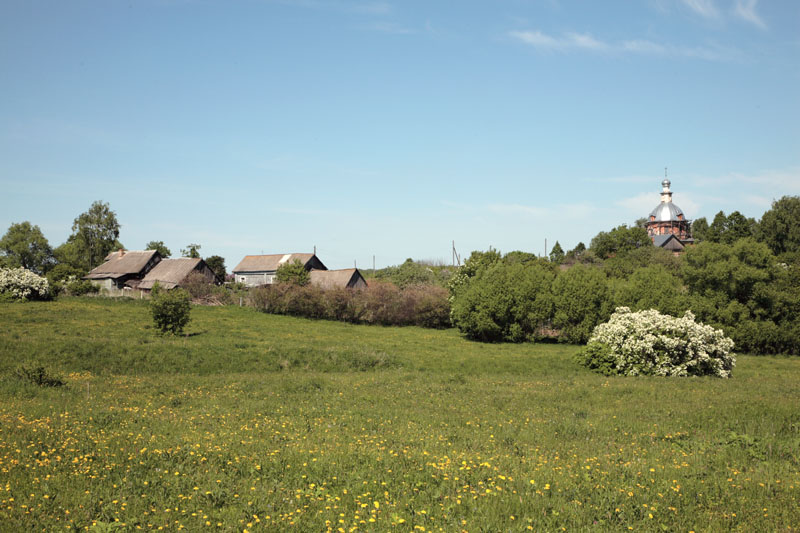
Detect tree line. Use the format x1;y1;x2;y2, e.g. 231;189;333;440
0;201;227;290
450;196;800;355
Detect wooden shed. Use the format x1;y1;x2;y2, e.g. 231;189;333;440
309;268;367;290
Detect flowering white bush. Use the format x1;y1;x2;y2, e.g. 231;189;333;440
578;307;735;378
0;267;50;300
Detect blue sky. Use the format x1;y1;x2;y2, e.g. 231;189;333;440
1;0;798;269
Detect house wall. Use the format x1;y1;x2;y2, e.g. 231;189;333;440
236;272;276;287
193;263;219;284
89;278;114;291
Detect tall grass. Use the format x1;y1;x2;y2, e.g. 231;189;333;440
1;299;798;531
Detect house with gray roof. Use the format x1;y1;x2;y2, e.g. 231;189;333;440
309;268;367;290
84;249;162;290
135;257;218;290
232;253;327;287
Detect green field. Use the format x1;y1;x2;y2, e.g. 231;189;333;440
1;299;798;532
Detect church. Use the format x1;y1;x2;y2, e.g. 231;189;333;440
645;179;694;251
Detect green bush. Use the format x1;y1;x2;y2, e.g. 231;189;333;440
450;261;554;342
248;281;450;329
275;260;310;286
14;365;66;387
150;286;192;335
65;279;99;296
552;264;611;344
612;265;688;316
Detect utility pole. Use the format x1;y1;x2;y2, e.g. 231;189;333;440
545;238;548;258
314;245;316;255
373;255;375;275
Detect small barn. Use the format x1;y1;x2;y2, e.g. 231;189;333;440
309;268;367;290
232;253;327;287
84;249;162;290
135;257;217;290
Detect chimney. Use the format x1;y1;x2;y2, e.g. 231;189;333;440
118;248;125;257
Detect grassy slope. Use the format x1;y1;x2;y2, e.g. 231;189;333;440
0;299;798;532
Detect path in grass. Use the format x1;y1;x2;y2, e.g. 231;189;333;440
1;299;798;531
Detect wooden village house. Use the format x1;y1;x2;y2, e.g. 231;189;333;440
133;257;218;291
84;249;162;291
232;253;327;287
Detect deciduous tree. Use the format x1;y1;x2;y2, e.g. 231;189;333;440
181;244;201;259
70;201;122;270
548;241;565;264
145;240;172;258
205;255;226;282
0;222;54;274
757;195;800;259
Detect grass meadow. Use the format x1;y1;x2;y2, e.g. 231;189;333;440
1;298;798;532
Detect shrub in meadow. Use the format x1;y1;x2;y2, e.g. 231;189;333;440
577;307;736;378
150;284;192;335
248;281;450;328
404;284;451;329
450;261;554;342
64;278;99;296
14;365;65;387
0;267;50;300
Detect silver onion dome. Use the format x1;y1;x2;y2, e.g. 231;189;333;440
649;201;685;222
649;178;685;221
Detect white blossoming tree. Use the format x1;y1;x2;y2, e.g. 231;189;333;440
0;267;50;301
577;307;736;378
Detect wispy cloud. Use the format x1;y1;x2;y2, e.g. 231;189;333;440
508;30;607;52
510;30;735;61
693;167;800;194
616;191;702;218
733;0;767;29
680;0;719;19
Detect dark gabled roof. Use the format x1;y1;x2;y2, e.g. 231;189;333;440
138;258;205;290
653;234;685;251
232;253;324;273
85;250;160;280
309;268;364;289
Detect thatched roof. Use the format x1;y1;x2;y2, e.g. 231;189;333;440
138;258;206;290
232;253;325;273
309;268;366;289
85;250;160;280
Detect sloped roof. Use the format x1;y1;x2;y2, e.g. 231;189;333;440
309;268;363;289
138;258;204;290
85;250;159;280
233;253;320;273
653;234;685;250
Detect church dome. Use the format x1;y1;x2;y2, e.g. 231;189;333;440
648;178;685;222
649;201;685;222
